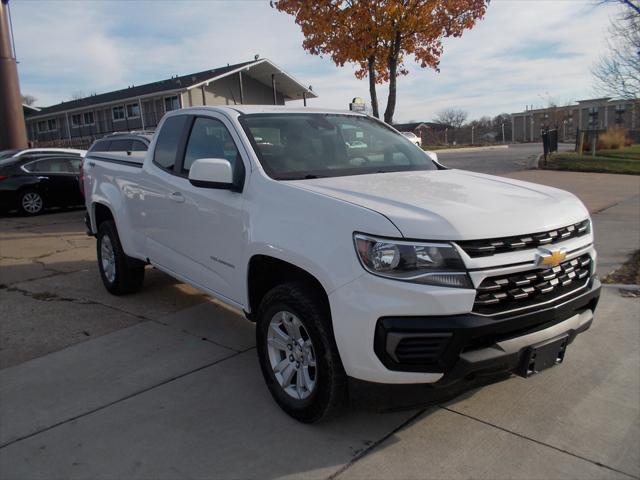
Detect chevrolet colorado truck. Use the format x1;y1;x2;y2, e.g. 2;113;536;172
84;106;600;423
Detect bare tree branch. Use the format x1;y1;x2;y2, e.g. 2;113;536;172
591;7;640;99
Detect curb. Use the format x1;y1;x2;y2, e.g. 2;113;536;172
431;145;510;154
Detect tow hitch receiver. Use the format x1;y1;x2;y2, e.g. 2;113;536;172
519;334;569;377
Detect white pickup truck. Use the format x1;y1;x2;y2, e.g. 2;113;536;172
84;106;601;422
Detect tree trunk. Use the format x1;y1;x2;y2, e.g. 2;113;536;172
368;56;379;118
383;31;402;124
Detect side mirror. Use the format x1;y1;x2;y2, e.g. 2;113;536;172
188;158;235;190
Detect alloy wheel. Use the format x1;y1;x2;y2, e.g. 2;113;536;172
267;310;317;400
100;235;116;283
21;192;43;214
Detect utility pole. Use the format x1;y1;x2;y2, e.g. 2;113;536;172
0;0;27;149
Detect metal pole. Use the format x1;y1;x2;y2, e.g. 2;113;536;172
64;112;71;142
271;74;277;105
302;91;306;107
471;126;474;145
238;71;244;104
501;123;505;144
138;97;145;131
0;0;27;149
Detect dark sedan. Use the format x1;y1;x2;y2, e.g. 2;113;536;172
0;153;84;215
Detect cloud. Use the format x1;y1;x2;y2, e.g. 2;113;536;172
11;0;620;121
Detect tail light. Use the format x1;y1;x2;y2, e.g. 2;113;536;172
79;160;84;197
0;175;8;181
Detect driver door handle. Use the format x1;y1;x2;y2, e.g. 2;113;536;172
169;192;185;203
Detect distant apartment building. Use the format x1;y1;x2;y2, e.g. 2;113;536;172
511;97;639;143
24;58;316;144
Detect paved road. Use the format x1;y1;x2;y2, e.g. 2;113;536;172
436;143;574;175
0;171;638;480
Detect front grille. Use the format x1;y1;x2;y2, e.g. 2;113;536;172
473;253;592;315
394;335;451;365
457;219;590;258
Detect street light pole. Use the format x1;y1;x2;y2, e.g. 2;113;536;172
501;123;505;144
0;0;27;149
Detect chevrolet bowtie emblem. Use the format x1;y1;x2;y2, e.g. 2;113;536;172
535;247;567;268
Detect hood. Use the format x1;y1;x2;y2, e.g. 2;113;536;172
287;170;589;240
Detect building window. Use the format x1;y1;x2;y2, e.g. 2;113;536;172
37;121;47;133
71;114;81;127
615;104;626;113
47;119;57;131
164;95;180;112
112;106;125;121
83;112;94;125
126;103;140;118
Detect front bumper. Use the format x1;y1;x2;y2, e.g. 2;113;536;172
329;257;600;384
346;278;600;411
375;276;600;380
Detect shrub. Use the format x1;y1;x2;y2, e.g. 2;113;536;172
597;127;630;150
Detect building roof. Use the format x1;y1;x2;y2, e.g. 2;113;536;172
22;104;40;116
30;58;317;118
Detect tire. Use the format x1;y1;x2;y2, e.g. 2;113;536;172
96;220;145;295
256;282;347;423
18;190;45;216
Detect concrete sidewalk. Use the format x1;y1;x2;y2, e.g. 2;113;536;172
0;289;636;479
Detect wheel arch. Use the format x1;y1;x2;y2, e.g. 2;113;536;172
91;201;115;233
246;255;330;322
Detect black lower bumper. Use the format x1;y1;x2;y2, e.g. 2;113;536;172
355;277;601;411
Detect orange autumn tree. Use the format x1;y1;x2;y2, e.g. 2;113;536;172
273;0;489;123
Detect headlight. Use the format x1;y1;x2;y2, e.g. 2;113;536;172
353;233;472;288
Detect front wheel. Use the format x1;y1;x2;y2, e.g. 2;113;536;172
97;220;145;295
256;282;347;423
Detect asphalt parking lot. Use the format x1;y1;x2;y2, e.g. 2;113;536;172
0;170;639;479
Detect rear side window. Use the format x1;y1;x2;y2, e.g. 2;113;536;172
109;139;133;151
91;140;111;152
154;116;190;171
23;157;74;173
131;140;147;151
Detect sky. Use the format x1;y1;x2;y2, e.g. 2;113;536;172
10;0;621;122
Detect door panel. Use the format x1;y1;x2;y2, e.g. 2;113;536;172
141;114;248;305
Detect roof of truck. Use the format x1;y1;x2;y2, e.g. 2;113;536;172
180;105;368;116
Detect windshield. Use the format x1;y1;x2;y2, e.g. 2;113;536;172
240;113;436;180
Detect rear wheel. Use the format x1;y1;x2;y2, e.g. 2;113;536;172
97;220;145;295
18;190;44;215
256;282;347;423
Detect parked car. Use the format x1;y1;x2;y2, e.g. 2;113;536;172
0;149;22;159
10;148;86;158
87;132;152;161
84;106;600;423
0;152;85;215
400;131;422;147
